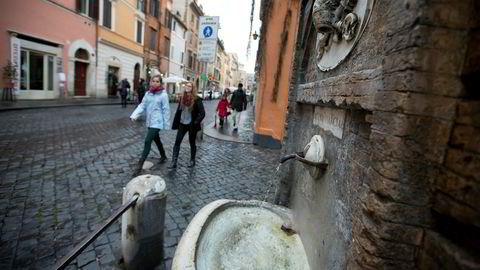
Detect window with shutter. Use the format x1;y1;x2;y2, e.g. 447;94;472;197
103;0;112;29
77;0;89;15
164;38;170;57
149;28;157;50
88;0;98;19
151;0;159;18
136;20;143;44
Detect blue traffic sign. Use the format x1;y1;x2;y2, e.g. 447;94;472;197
203;26;213;38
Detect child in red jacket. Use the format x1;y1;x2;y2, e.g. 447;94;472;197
216;92;230;127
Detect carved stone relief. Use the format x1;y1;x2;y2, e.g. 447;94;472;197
312;0;375;71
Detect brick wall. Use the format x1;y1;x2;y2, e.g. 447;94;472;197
279;0;480;269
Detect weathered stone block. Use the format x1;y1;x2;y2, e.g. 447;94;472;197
451;125;480;154
371;130;447;164
445;148;480;181
355;212;424;246
372;151;437;185
370;111;416;137
383;0;421;35
353;220;417;261
421;231;480;270
383;48;420;73
384;47;465;75
352;239;416;270
383;71;465;97
385;24;467;54
420;48;465;75
374;91;456;120
457;101;480;128
420;1;476;29
435;168;480;210
418;25;468;51
433;192;480;227
416;250;442;270
463;30;480;74
366;168;431;206
362;191;432;227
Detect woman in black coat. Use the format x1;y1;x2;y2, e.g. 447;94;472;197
168;83;205;168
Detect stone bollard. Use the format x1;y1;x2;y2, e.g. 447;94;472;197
121;174;167;270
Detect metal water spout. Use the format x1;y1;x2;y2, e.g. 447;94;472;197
280;135;328;179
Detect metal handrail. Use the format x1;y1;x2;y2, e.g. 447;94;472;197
54;194;140;270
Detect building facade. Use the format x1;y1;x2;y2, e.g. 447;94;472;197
0;0;97;99
96;0;144;98
259;0;480;269
228;53;240;87
172;0;203;89
158;0;172;77
246;73;255;92
142;0;161;82
167;14;187;94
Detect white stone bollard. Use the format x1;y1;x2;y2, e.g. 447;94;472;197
122;174;167;270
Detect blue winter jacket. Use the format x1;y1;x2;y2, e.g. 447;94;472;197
130;89;170;129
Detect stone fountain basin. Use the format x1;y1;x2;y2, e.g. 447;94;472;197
172;199;310;270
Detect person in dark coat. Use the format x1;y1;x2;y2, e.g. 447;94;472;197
229;83;247;130
168;83;205;168
119;78;130;108
138;78;146;104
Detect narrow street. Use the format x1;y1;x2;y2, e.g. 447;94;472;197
0;100;280;269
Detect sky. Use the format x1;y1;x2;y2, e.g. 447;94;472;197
198;0;262;74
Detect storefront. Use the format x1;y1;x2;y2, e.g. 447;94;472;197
96;42;143;98
13;35;63;100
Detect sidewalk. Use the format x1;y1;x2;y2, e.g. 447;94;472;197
0;97;128;111
203;105;255;144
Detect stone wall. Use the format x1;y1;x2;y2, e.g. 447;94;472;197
277;0;480;269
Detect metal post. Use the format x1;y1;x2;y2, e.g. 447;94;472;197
122;175;167;270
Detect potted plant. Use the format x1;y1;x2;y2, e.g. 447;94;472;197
2;60;18;89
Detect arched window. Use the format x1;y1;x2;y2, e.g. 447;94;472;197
75;49;89;60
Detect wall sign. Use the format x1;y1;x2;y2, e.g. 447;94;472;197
313;106;346;139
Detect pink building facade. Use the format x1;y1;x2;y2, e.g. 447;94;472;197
0;0;97;99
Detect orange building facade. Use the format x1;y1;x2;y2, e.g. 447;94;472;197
253;0;301;149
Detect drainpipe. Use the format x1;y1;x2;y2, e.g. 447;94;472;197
95;20;99;98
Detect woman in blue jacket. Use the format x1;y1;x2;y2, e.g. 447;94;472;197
168;83;205;168
130;74;170;177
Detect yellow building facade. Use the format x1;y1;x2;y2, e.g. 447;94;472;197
96;0;145;97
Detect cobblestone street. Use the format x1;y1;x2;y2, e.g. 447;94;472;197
0;100;280;270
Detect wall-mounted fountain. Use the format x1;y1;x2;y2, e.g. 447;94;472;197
172;135;329;270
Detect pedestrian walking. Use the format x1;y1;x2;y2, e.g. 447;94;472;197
216;92;230;127
168;83;205;169
229;83;248;130
130;75;170;177
138;78;146;104
119;78;130;108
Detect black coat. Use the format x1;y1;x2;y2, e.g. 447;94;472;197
172;98;205;131
230;88;247;111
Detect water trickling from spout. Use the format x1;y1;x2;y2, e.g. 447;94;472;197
263;163;282;202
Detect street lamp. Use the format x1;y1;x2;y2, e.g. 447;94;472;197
252;31;259;40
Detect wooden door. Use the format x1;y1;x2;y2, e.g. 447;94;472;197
74;62;87;96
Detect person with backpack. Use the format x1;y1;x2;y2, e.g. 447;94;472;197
130;75;170;177
229;83;247;131
168;83;205;169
